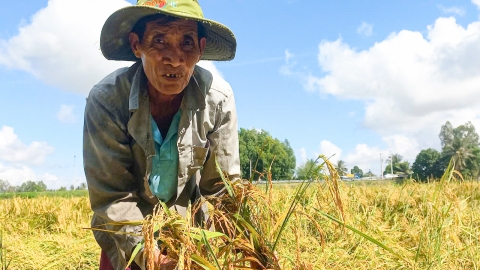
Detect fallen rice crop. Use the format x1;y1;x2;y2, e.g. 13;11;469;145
0;196;98;269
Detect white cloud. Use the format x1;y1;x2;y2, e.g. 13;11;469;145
382;135;419;162
0;0;131;95
0;163;65;188
279;50;295;77
344;144;382;174
0;163;37;186
282;16;480;152
57;104;76;124
343;135;420;175
285;49;294;64
357;22;373;37
301;140;391;176
197;61;223;79
295;147;307;167
318;140;342;164
438;5;465;16
473;0;480;9
0;126;54;165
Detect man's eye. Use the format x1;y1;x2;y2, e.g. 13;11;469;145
182;39;195;50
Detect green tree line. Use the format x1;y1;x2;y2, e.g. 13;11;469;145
0;179;87;193
293;121;480;182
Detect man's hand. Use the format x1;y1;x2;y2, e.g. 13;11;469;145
154;249;176;270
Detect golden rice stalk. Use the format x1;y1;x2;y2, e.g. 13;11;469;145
319;155;346;226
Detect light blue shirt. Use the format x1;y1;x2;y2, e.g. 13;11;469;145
148;110;181;202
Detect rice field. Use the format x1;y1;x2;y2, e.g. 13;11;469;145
1;177;479;269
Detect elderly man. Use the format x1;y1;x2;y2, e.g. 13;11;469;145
83;0;240;269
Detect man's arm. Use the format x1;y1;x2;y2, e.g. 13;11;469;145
83;86;145;267
199;84;241;196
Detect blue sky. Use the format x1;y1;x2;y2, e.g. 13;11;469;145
1;0;480;188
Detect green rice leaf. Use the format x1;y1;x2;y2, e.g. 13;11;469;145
232;213;260;239
200;230;221;269
191;254;217;270
215;156;235;199
414;231;424;263
189;228;226;241
126;242;143;269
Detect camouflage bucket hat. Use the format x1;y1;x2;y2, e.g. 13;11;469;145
100;0;236;61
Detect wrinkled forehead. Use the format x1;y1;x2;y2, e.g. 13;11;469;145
145;17;198;34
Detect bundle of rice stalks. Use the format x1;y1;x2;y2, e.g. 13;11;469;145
92;156;346;269
137;160;281;269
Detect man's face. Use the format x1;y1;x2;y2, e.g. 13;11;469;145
129;18;206;95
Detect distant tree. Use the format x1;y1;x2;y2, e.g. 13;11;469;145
388;154;403;164
0;179;10;193
350;166;363;178
335;160;348;176
76;183;87;190
444;139;475;172
412;148;443;181
364;170;376;177
440;121;479;149
295;159;323;180
394;161;412;176
461;146;480;179
439;121;480;174
57;186;67;191
384;153;403;175
70;185;75;191
238;128;296;180
37;181;47;192
18;180;47;192
7;185;17;193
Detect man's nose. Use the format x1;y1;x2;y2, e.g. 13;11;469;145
161;47;185;67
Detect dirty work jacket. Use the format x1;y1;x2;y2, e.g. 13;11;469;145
83;62;240;270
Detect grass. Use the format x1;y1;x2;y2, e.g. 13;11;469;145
0;190;88;199
0;163;479;269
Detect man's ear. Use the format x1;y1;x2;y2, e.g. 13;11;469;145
198;37;206;61
129;32;142;59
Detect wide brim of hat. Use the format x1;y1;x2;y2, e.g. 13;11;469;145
100;5;236;61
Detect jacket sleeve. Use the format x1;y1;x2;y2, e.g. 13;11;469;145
199;85;241;196
83;86;145;267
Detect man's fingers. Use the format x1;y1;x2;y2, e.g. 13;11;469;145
159;255;176;270
160;261;176;270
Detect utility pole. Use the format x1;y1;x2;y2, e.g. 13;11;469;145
380;153;383;179
249;159;252;180
390;151;393;175
73;155;76;187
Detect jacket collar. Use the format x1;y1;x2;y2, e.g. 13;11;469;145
181;65;213;111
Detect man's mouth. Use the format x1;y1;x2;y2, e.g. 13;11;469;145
164;73;181;78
